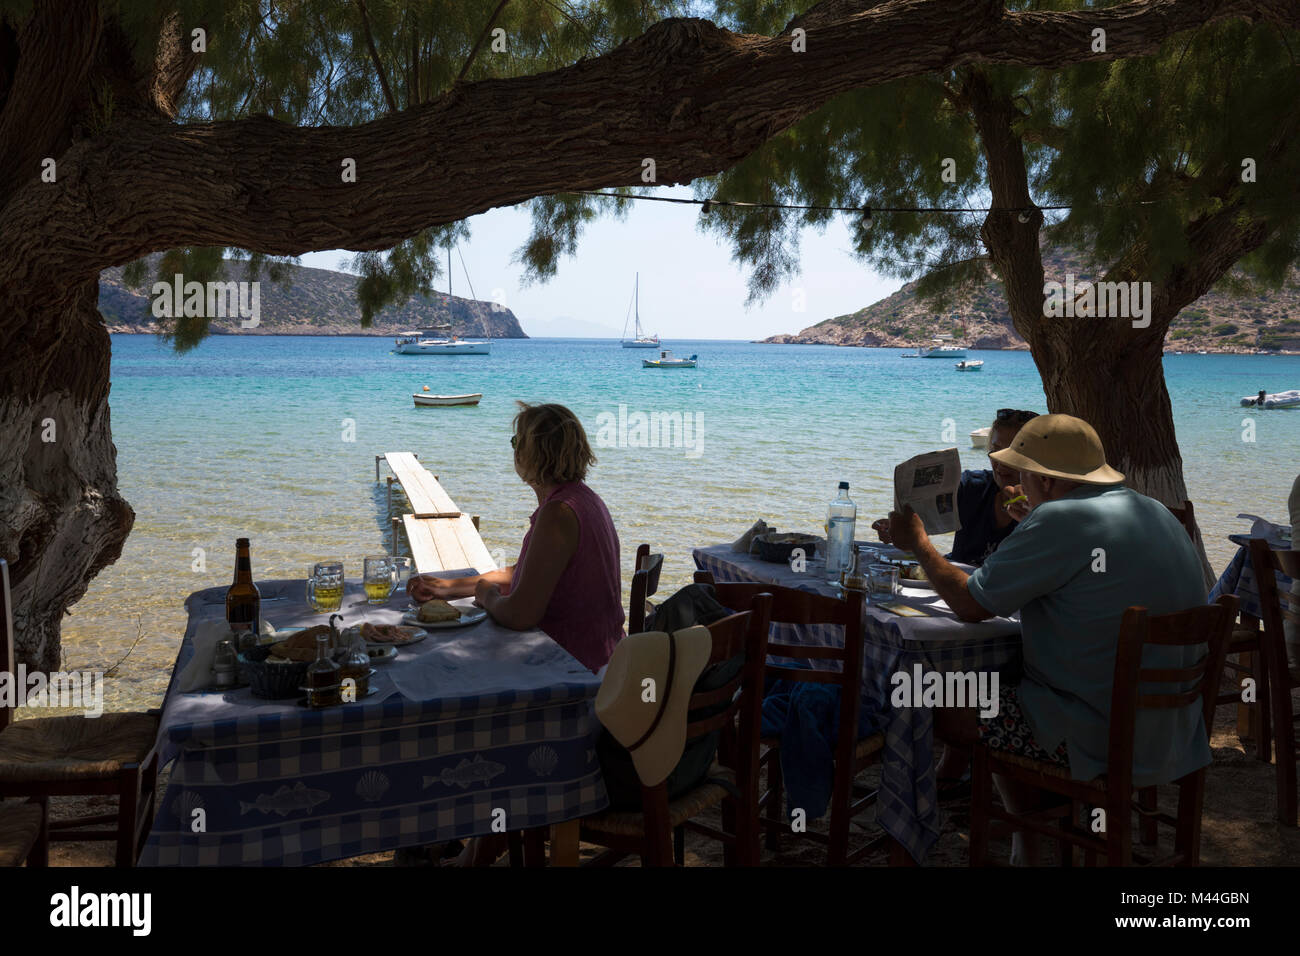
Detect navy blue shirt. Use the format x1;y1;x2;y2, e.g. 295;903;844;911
947;469;1017;566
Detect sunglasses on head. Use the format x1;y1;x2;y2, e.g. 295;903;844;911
995;408;1039;425
511;435;518;449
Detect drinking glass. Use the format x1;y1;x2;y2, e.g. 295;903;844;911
306;560;345;613
363;555;408;605
868;564;899;603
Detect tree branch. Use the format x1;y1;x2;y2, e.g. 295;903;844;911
5;0;1300;290
457;0;513;86
353;0;398;113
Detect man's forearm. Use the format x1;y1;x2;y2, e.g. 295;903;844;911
912;538;991;622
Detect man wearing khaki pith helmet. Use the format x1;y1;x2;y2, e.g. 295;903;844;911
886;413;1208;866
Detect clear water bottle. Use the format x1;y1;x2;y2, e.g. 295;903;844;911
826;481;857;584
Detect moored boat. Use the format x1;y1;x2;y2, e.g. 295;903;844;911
643;349;697;368
1241;389;1300;408
395;329;491;355
955;360;984;371
970;426;991;448
413;392;482;406
621;273;661;348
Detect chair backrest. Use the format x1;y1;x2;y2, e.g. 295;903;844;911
694;571;865;777
633;593;772;865
0;559;12;732
1248;537;1300;673
1107;594;1237;796
1166;499;1196;543
629;544;664;634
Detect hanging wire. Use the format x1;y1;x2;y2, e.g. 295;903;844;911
568;189;1159;215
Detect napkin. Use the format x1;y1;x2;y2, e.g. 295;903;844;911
731;520;773;553
178;620;239;692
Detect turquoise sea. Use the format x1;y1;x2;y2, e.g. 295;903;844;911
69;335;1300;710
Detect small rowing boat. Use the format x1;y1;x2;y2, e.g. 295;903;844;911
955;360;984;371
970;427;991;448
413;393;482;407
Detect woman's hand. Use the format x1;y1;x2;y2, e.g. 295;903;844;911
1001;484;1031;522
473;577;501;608
407;574;473;603
870;518;894;545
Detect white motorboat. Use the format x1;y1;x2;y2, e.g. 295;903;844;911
395;330;491;354
643;350;697;368
970;427;991;449
621;273;661;348
413;392;482;407
1241;389;1300;409
955;360;984;371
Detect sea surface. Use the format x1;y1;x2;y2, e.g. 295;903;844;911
62;335;1300;711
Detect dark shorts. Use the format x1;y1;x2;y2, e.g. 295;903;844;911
978;683;1069;768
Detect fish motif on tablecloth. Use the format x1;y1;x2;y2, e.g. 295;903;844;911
239;781;330;816
423;754;506;790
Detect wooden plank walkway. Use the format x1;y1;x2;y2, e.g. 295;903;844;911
375;451;496;575
402;514;498;575
381;452;460;518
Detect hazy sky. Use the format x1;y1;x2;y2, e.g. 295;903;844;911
298;186;902;340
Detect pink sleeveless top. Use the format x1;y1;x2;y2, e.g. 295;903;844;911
510;481;624;672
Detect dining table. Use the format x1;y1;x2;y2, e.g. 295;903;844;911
139;577;608;866
693;542;1022;865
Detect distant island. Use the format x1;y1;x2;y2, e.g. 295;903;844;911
98;258;528;339
765;248;1300;353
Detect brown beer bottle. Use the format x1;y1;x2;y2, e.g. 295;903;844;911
226;538;261;636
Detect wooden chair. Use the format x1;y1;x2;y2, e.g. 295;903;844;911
0;799;45;867
1249;537;1300;824
1166;499;1196;543
579;593;772;866
629;544;664;634
969;594;1237;867
694;571;884;865
0;559;161;866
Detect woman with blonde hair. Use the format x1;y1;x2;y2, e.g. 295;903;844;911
408;401;624;673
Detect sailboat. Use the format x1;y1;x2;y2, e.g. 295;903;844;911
621;273;661;348
393;245;491;355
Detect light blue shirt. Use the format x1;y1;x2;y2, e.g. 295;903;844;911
967;485;1210;786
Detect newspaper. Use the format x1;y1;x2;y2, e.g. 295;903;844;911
894;448;962;535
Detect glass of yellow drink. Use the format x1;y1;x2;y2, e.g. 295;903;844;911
307;560;345;613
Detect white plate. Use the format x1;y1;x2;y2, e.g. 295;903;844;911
362;625;427;646
367;644;399;662
402;608;488;630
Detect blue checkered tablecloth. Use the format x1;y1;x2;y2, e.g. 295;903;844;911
693;545;1021;864
1209;535;1295;620
140;581;608;866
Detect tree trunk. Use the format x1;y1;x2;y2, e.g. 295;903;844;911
0;281;134;669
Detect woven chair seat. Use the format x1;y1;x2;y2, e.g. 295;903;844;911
582;765;736;836
0;713;158;783
1229;624;1260;650
987;748;1077;781
0;802;43;866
